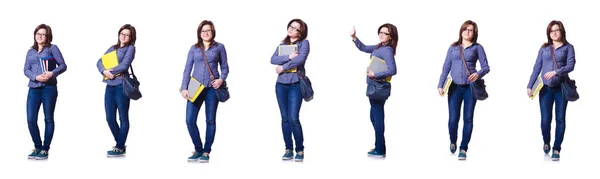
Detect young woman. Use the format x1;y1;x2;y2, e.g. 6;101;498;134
24;24;67;160
270;19;310;162
527;20;575;161
180;20;229;163
350;23;398;158
437;20;490;160
96;24;137;157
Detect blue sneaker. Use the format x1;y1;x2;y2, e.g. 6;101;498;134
543;144;550;154
28;149;41;159
294;151;304;162
551;150;560;161
35;150;48;160
450;143;457;154
188;151;202;162
458;150;467;160
282;149;293;160
367;149;386;158
107;147;125;157
199;153;210;163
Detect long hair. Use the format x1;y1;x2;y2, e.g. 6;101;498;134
376;23;399;55
452;20;478;47
113;24;137;49
195;20;217;48
542;20;568;48
282;19;308;45
32;24;53;51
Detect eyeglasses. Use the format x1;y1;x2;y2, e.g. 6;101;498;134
550;29;561;33
378;32;390;36
36;33;47;37
120;33;131;38
288;26;301;33
201;30;212;33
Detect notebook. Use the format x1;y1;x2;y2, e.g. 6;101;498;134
186;77;205;103
368;56;388;74
278;45;298;73
530;75;543;100
101;50;120;80
442;75;453;97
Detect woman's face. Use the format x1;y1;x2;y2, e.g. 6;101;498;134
287;21;301;38
461;24;474;42
119;29;131;44
378;27;391;44
200;25;213;42
35;28;47;45
550;24;562;42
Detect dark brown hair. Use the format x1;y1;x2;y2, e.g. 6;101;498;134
376;23;399;55
195;20;217;48
114;24;136;49
542;20;568;48
282;19;308;45
32;24;53;51
452;20;478;47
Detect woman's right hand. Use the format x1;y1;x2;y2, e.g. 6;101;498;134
527;88;532;97
350;26;357;40
35;74;48;82
103;69;115;79
181;90;190;100
438;88;444;96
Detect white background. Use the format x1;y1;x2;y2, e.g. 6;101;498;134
0;0;598;178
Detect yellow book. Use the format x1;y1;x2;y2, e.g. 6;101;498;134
442;75;453;97
367;56;392;82
102;50;120;80
278;45;298;73
530;75;544;100
181;77;205;103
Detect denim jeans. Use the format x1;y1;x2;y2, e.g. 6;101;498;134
105;84;131;149
369;98;386;154
539;85;567;152
447;84;477;151
27;85;58;151
186;88;219;153
276;82;304;152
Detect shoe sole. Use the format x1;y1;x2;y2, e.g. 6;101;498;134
199;160;209;163
458;157;466;160
368;154;386;158
282;157;293;160
294;159;304;162
28;156;36;159
107;154;125;157
188;158;199;162
35;157;48;160
551;158;559;161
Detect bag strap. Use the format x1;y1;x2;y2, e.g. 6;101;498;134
550;45;560;70
200;44;215;81
459;45;471;76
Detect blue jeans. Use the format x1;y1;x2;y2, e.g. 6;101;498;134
448;84;477;151
104;84;131;149
276;82;304;152
539;85;567;152
27;85;58;151
369;98;386;154
186;88;219;153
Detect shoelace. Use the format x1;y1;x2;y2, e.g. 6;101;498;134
297;151;304;156
40;150;48;155
202;153;209;157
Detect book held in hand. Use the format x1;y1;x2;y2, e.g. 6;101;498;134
442;75;453;97
530;75;543;100
278;45;298;73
